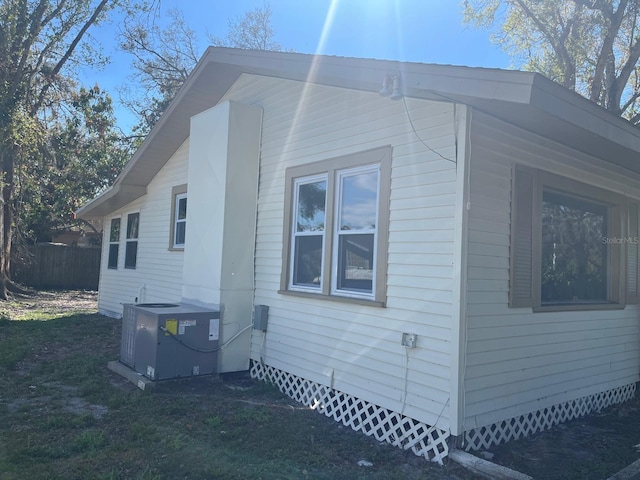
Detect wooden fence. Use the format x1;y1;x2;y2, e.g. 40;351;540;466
12;244;100;290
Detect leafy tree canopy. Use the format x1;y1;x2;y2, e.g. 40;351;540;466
0;0;139;298
19;86;130;244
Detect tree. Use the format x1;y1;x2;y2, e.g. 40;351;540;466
119;8;201;139
0;0;132;299
209;3;281;51
463;0;640;123
18;86;129;245
121;3;284;136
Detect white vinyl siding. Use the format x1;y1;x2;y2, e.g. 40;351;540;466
464;112;640;430
97;140;190;317
223;75;459;429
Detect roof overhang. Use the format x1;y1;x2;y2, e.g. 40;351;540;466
76;184;146;218
77;47;640;218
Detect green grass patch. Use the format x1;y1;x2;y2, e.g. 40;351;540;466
0;294;479;480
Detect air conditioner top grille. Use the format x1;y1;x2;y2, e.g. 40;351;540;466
135;303;178;308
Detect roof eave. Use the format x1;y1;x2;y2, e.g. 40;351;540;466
76;184;146;219
77;48;640;219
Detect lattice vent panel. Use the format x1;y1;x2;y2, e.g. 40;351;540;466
250;361;450;464
464;383;636;451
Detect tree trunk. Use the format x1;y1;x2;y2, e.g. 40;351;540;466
3;149;13;279
0;148;7;300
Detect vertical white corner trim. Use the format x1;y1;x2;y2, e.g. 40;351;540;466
450;104;471;436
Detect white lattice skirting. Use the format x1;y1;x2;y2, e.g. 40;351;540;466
464;383;637;451
250;361;450;464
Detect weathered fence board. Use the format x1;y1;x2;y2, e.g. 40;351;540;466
13;244;100;290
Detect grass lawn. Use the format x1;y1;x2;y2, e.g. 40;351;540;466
0;295;479;480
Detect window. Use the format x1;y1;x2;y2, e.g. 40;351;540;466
170;185;187;250
334;166;379;295
510;166;633;310
282;146;391;304
108;218;120;269
125;212;139;269
291;175;327;289
541;191;608;304
174;194;187;247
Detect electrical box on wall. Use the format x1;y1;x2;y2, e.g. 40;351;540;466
253;304;269;331
401;332;417;348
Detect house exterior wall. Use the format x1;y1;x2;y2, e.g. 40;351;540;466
221;74;461;430
463;111;640;432
97;140;189;317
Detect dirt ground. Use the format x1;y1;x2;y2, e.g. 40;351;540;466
3;289;98;319
4;290;640;479
484;395;640;479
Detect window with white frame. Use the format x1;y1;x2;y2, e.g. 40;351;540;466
173;193;187;248
334;166;379;295
281;146;391;304
290;175;327;290
108;218;120;269
125;212;139;269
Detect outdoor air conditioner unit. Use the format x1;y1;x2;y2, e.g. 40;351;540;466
120;303;220;381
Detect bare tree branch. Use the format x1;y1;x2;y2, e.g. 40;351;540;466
32;0;110;115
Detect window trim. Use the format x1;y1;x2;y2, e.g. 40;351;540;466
169;184;188;250
280;146;391;306
107;217;121;270
124;211;140;270
627;202;639;304
510;166;628;311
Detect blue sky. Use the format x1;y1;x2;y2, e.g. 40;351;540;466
84;0;512;130
167;0;512;66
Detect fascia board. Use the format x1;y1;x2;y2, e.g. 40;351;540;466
529;75;640;152
76;184;146;219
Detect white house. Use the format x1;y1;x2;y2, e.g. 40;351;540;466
78;47;640;463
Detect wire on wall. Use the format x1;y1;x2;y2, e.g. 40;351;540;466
400;94;457;165
160;324;252;353
400;346;410;415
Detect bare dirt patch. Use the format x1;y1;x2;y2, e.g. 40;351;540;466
2;289;97;319
483;395;640;479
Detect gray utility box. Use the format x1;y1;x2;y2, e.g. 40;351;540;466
120;303;220;381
